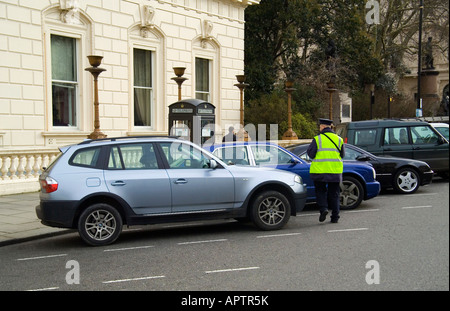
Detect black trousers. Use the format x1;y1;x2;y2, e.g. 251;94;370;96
314;181;340;221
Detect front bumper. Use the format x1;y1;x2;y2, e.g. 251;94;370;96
421;171;434;186
365;181;381;200
293;187;308;214
36;200;79;228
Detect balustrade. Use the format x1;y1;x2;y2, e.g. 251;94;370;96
0;149;60;184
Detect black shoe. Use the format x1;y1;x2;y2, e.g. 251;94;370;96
330;218;339;223
319;210;328;222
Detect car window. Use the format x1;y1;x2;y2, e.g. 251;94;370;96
212;146;250;165
383;127;409;145
434;126;449;140
160;142;211;169
107;143;158;170
410;125;440;144
354;129;377;145
251;145;292;165
70;147;101;168
343;147;363;160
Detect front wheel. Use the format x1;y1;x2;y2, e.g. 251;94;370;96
340;176;364;210
250;191;291;230
78;203;123;246
393;168;420;194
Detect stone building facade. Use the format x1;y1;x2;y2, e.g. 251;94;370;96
0;0;259;194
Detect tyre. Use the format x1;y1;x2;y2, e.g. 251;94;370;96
340;176;364;210
78;203;123;246
250;191;291;230
393;168;420;194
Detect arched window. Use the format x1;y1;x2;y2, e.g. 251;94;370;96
128;22;165;133
42;4;92;133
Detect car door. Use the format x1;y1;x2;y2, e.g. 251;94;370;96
381;127;413;159
103;143;172;215
158;142;235;213
410;125;449;172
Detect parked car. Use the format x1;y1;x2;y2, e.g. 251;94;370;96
206;142;380;210
36;136;307;246
288;143;434;194
335;119;449;179
430;123;449;141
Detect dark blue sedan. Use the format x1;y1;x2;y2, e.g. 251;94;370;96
206;142;380;210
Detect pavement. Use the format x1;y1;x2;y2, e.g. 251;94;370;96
0;191;71;247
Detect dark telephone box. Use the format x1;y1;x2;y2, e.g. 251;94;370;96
168;99;215;145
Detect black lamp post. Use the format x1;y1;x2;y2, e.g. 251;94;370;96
416;0;424;116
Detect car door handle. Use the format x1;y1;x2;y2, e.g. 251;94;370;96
174;179;188;184
111;181;126;186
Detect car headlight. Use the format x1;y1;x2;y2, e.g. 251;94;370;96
372;167;376;179
294;175;302;184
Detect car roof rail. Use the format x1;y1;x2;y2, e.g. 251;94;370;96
78;135;181;145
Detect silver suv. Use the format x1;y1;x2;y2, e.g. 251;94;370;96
36;136;307;246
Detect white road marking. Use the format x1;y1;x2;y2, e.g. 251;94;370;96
327;228;368;233
27;287;59;291
256;232;301;238
177;239;227;245
102;275;165;284
401;205;432;209
17;254;67;261
103;245;154;252
344;209;380;213
205;267;260;274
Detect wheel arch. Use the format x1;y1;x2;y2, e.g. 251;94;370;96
243;182;297;217
73;193;132;228
342;173;367;199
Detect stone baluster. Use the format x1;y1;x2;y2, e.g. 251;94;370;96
25;155;34;179
9;155;18;180
33;154;42;177
17;155;26;179
1;156;9;180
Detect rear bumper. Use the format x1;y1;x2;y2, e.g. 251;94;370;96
36;200;78;228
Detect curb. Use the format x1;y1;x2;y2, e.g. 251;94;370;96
0;229;74;247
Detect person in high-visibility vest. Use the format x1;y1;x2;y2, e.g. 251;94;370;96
307;118;345;223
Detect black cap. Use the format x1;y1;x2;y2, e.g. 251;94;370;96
319;118;333;125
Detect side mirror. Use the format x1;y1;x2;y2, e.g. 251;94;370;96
356;155;371;161
290;158;300;164
437;136;448;145
209;159;218;169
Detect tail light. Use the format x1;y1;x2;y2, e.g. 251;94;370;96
344;137;348;143
40;177;58;193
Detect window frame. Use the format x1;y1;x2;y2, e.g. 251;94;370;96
50;34;79;128
132;47;155;128
195;57;211;102
43;13;90;134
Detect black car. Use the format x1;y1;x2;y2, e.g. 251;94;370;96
335;119;448;178
288;143;434;194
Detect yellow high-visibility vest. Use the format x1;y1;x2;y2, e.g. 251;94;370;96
310;133;343;175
